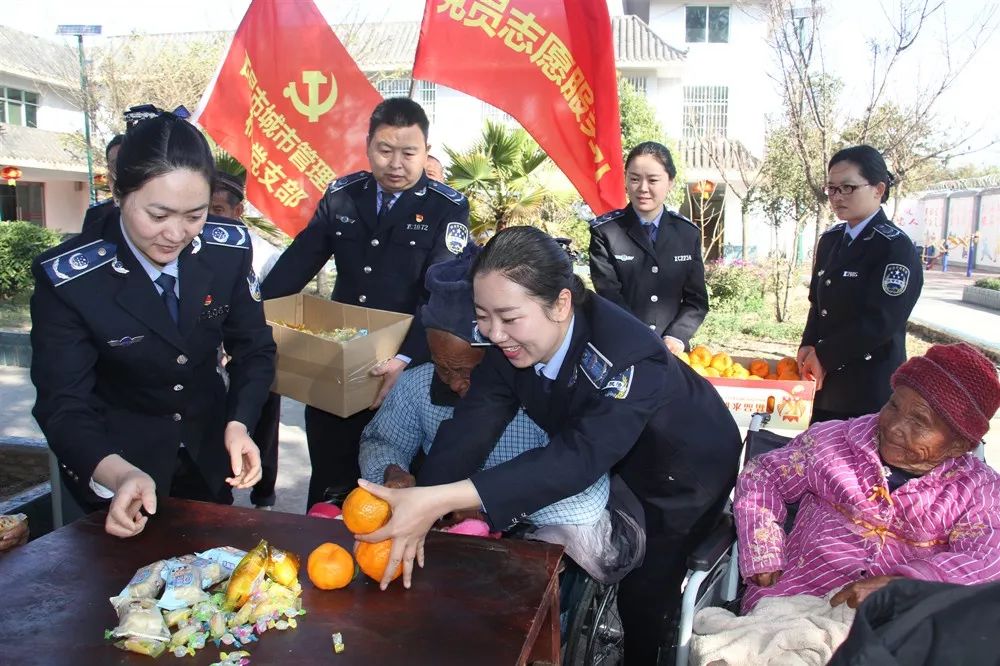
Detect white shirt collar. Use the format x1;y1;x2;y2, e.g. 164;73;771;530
119;219;179;293
533;316;575;381
844;208;881;241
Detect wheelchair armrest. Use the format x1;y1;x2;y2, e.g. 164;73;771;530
686;513;736;571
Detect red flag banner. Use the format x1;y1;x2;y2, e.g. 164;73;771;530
195;0;383;236
414;0;626;214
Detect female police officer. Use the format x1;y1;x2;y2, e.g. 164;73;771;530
589;141;709;353
30;112;275;538
355;226;741;664
798;145;922;423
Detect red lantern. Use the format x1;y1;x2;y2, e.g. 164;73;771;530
1;166;22;187
692;179;716;201
93;173;108;188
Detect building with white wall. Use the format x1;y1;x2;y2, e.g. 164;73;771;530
0;26;91;232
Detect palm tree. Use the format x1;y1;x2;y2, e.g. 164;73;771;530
208;140;283;241
444;121;558;239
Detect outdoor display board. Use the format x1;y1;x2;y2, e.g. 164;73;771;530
976;191;1000;270
946;195;976;265
922;196;947;253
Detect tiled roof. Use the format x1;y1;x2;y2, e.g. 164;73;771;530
0;26;78;88
0;124;88;172
613;15;686;65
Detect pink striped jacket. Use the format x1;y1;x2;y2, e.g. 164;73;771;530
735;414;1000;612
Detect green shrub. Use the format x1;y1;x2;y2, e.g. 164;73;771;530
0;221;63;300
974;277;1000;291
705;260;766;313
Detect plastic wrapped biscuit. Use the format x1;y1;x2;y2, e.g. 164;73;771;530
110;597;170;643
117;560;167;600
197;546;248;577
176;554;227;588
158;563;209;610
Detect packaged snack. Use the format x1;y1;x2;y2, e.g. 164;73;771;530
158;564;209;611
0;513;27;537
265;546;301;588
117;560;167;600
169;623;202;648
177;553;227;588
198;546;249;577
224;540;268;610
162;607;191;628
110;597;171;643
114;637;167;657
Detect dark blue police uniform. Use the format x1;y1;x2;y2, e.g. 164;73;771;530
260;170;470;508
30;213;275;511
81;199;118;234
802;209;922;421
589;206;709;348
418;293;740;663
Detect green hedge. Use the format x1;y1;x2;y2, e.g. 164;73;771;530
0;221;63;300
974;277;1000;291
705;260;766;313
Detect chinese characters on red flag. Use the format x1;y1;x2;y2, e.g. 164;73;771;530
194;0;383;236
414;0;626;214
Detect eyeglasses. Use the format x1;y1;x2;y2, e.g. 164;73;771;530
824;183;872;197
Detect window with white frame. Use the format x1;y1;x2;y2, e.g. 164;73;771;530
624;75;647;94
685;5;730;43
481;101;515;126
373;78;437;122
0;87;39;127
682;86;728;139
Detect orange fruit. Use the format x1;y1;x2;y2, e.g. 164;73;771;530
307;543;357;590
710;352;733;372
342;487;391;535
703;367;721;377
779;370;801;380
765;373;780;380
355;540;402;584
776;357;798;375
674;351;691;366
689;345;713;367
749;359;770;378
691;365;708;376
747;375;763;381
730;364;750;379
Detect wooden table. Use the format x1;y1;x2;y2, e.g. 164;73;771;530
0;498;563;665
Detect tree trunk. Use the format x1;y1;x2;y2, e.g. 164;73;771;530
741;204;749;262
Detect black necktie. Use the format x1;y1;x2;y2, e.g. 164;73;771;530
155;272;179;324
837;233;852;258
643;222;658;244
377;191;395;223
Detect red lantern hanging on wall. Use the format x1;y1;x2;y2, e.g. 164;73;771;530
692;179;716;201
93;172;108;188
1;166;22;187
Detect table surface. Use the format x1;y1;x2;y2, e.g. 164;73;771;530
0;498;563;665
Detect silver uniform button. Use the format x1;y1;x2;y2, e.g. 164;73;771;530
864;353;872;361
172;413;182;422
651;266;659;274
650;295;658;303
371;239;379;247
820;309;828;317
649;324;656;330
825;279;831;286
363;266;372;274
359;295;367;304
173;384;184;391
176;354;188;365
409;240;416;246
335;231;342;236
818;269;825;276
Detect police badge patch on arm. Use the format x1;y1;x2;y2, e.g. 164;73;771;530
882;263;910;296
602;366;634;400
445;222;469;255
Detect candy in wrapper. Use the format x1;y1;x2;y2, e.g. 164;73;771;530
210;611;227;639
169;623;202;648
116;559;167;600
111;597;171;643
162;607;191;628
114;637;167;657
332;632;345;654
0;513;27;539
265;546;300;588
158;563;209;610
224;540;268;610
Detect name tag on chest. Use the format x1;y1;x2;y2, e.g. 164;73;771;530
406;223;429;232
842;271;859;278
674;255;692;262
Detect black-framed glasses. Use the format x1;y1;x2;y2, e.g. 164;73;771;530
824;183;872;197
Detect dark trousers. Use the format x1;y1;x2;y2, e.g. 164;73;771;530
303;405;376;510
250;392;282;507
810;406;870;425
617;496;727;665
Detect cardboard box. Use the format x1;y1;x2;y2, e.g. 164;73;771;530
704;356;816;432
264;294;413;418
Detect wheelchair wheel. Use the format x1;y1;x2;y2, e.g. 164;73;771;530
563;577;624;666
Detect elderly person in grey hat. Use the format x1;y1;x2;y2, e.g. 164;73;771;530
358;249;639;582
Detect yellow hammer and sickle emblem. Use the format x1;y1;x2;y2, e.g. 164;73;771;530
283;71;338;123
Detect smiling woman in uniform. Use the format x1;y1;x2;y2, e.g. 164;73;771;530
798;145;923;424
30;112;275;538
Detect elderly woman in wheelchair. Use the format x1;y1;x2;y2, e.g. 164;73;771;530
691;343;1000;664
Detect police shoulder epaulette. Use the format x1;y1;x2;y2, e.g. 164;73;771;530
579;342;614;389
589;209;625;228
667;209;698;229
41;239;117;287
202;221;250;249
822;222;846;236
426;179;466;205
328;171;370;193
873;222;902;240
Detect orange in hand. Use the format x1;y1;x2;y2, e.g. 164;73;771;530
342;487;391;535
307;542;357;590
355;540;402;584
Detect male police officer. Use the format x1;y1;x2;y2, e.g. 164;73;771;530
82;134;124;233
261;98;470;509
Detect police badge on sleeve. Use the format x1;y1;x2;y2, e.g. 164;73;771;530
445;222;469;255
247;269;262;302
602;366;635;400
882;263;910;296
